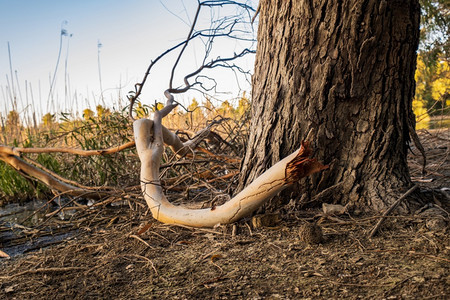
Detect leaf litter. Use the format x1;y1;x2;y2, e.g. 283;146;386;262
0;129;448;299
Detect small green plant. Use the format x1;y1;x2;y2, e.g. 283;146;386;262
0;160;35;203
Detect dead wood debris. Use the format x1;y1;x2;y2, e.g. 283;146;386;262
0;208;448;299
0;129;448;299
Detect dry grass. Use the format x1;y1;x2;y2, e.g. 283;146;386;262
0;207;448;299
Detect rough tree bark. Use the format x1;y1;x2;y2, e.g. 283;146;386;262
238;0;421;212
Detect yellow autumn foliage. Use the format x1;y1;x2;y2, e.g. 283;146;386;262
42;113;55;127
413;55;450;129
412;98;430;129
431;59;450;106
96;105;111;119
83;108;94;121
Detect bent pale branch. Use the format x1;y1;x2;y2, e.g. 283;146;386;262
134;109;328;228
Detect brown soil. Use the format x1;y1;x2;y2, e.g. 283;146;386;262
0;130;449;299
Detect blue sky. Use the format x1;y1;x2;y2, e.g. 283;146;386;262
0;0;256;121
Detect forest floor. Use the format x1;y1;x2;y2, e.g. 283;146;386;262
0;129;449;299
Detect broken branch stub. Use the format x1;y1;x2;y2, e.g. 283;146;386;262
285;141;328;184
134;109;328;228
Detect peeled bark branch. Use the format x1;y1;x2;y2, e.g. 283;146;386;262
134;108;328;228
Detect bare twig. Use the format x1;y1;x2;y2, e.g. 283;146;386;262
129;234;154;249
5;141;135;156
169;3;202;90
251;2;261;24
128;0;256;120
124;254;158;274
368;185;419;238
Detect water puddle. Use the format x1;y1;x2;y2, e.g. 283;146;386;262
0;200;76;259
1;200;48;226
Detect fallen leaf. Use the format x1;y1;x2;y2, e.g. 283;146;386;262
137;223;152;235
211;254;223;262
0;250;10;259
176;240;192;245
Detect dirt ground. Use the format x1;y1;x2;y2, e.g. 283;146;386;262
0;129;449;299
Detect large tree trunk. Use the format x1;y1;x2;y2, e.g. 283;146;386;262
238;0;421;212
